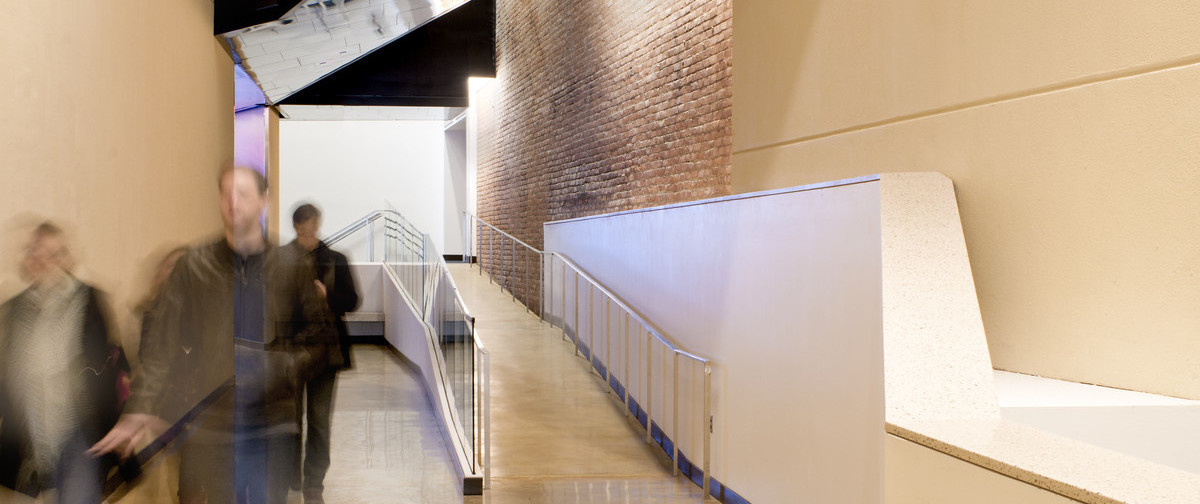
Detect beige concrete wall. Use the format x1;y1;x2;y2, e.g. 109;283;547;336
268;107;282;243
0;1;231;328
734;0;1200;399
884;435;1082;503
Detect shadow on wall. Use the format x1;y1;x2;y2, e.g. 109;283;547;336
732;0;821;151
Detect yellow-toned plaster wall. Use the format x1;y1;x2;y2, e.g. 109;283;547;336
268;108;282;244
734;0;1200;399
0;1;232;330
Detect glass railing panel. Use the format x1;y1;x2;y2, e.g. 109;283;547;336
332;209;486;479
432;265;476;462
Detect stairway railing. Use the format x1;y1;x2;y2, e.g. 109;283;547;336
462;213;544;317
328;209;490;490
463;212;712;499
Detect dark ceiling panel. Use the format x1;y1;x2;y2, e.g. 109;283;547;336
278;0;495;108
214;0;304;35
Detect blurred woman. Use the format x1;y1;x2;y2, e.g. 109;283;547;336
0;222;128;503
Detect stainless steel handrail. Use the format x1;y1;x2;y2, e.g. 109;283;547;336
426;238;484;472
465;213;540;253
463;212;713;500
327;208;488;487
549;251;712;499
324;209;425;262
101;378;236;501
551;253;709;363
462;212;544;317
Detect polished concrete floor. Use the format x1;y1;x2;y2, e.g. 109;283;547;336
87;344;466;504
451;263;707;504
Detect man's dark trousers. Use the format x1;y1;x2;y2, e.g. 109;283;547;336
300;367;337;495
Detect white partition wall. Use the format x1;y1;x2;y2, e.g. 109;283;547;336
278;120;446;261
544;176;886;504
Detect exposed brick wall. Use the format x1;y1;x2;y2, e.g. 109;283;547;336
476;0;733;257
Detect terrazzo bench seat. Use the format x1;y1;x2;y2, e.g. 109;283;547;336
882;173;1200;503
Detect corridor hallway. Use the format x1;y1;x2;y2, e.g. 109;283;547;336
0;262;706;504
98;344;468;504
450;263;708;504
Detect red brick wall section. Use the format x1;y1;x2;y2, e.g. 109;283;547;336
478;0;732;247
475;0;732;310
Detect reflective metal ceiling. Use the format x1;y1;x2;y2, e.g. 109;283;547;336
219;0;469;105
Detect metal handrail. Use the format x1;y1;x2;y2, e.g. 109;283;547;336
465;213;541;254
324;209;425;262
323;210;385;246
551;253;709;364
436;254;475;323
376;209;489;488
101;378;235;501
463;212;713;500
462;212;545;317
419;234;483;467
547;251;712;499
463;212;707;362
320;208;487;487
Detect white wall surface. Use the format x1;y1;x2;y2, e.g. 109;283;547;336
444;127;468;256
543;178;885;504
466;78;492;219
279;120;446;262
347;263;383;314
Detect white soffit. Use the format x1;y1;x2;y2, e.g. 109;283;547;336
222;0;468;105
278;105;465;121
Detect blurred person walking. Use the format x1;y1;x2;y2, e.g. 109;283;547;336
283;203;359;504
89;167;338;504
0;222;128;503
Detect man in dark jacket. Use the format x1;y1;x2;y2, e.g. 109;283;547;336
284;203;359;504
90;167;338;504
0;222;127;503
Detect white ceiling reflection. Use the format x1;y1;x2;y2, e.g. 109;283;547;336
222;0;468;105
278;105;465;121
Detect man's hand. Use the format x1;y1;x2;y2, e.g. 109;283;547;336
314;279;327;300
87;413;168;459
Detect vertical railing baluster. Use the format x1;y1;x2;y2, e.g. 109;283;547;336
540;252;546;321
604;297;610;385
573;269;581;355
645;329;652;444
672;351;679;476
484;350;492;490
588;284;595;375
544;253;551;325
703;364;711;500
561;258;568;341
458;214;715;501
524;248;530;313
624;312;631;417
